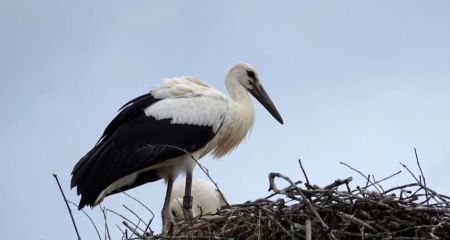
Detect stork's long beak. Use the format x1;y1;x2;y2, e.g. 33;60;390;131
249;83;284;124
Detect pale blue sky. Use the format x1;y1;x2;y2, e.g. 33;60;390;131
1;1;450;239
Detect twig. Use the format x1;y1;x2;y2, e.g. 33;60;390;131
305;219;312;240
100;205;112;240
115;224;125;239
414;148;429;205
53;174;81;240
122;192;154;235
371;174;385;192
359;170;402;193
323;177;353;190
340;162;381;193
400;162;449;206
268;172;337;240
259;206;296;239
298;159;310;185
123;192;154;215
337;211;377;232
67;201;102;240
400;162;420;183
123;204;146;229
383;183;419;195
220;208;236;234
106;208;146;233
123;221;147;240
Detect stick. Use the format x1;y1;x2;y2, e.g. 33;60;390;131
123;221;147;240
115;224;125;239
123;192;154;215
340;162;381;193
100;205;112;240
53;174;81;240
414;148;429;205
359;170;402;193
259;206;296;239
337;212;377;232
400;162;420;183
122;204;146;229
268;172;337;240
323;177;353;190
305;219;312;240
298;159;310;185
106;208;146;233
122;192;154;235
67;201;102;240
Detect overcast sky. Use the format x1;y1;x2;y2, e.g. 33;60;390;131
1;1;450;239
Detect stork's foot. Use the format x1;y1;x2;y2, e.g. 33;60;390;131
161;208;173;235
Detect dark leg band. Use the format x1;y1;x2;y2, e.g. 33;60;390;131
183;195;193;209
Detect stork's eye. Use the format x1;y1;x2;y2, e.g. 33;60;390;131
246;70;256;80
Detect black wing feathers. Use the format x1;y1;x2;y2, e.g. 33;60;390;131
99;92;158;144
71;92;216;209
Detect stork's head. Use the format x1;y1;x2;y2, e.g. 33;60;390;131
226;63;284;124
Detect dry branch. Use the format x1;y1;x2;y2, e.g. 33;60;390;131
53;173;81;240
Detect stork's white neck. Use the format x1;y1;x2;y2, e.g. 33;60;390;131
225;73;250;102
211;74;255;158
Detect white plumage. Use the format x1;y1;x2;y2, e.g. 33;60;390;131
170;179;227;219
145;76;228;131
71;62;283;234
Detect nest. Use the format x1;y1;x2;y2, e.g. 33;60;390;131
160;161;450;240
55;155;450;240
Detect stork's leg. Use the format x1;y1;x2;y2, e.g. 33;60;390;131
182;170;194;220
161;176;174;235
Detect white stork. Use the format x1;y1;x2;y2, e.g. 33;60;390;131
170;178;227;220
71;62;283;233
